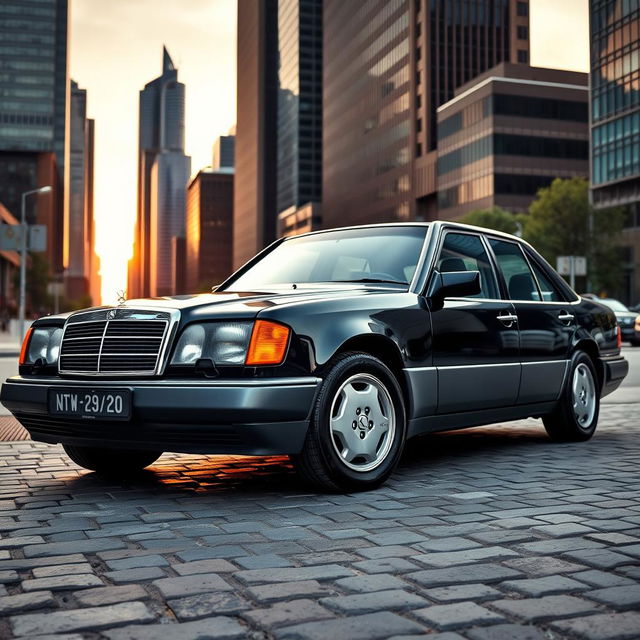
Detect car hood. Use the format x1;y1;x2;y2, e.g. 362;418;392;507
105;284;408;320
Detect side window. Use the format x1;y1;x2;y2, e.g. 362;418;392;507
529;260;563;302
489;239;541;301
437;232;499;299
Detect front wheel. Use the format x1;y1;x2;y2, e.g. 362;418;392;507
63;445;162;475
543;351;600;442
292;352;407;492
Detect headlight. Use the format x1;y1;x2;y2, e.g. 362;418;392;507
19;326;63;366
171;322;254;366
171;321;290;366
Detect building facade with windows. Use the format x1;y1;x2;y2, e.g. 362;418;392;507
234;0;279;269
212;134;235;170
276;0;323;236
66;80;100;303
590;0;640;303
321;0;530;230
436;63;589;218
128;47;191;298
0;0;69;278
186;169;234;292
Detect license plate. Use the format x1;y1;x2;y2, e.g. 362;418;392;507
49;388;131;420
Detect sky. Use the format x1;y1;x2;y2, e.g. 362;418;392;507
69;0;589;305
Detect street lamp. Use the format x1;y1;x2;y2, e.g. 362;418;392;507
19;186;51;339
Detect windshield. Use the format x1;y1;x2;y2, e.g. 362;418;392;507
600;299;630;313
224;226;428;291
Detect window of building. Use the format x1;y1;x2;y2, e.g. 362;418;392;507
517;25;528;40
517;2;529;17
416;142;422;156
517;49;529;64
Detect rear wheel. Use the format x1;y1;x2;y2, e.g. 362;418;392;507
292;352;406;492
63;445;162;474
543;351;599;442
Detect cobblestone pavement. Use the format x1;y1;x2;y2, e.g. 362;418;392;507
0;405;639;639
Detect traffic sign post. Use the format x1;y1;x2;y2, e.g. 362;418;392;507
556;255;587;290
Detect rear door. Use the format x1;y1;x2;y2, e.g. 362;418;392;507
487;238;574;404
430;231;520;414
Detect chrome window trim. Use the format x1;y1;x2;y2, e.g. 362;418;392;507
58;307;180;377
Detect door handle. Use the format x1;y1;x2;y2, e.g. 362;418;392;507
497;313;518;326
558;311;575;324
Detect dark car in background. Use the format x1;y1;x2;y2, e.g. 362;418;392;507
597;298;640;346
1;222;629;491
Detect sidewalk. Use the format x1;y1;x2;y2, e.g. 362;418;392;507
0;330;21;357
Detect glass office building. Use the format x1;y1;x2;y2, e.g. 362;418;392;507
322;0;530;229
0;0;68;168
276;0;323;231
590;0;640;303
0;0;69;276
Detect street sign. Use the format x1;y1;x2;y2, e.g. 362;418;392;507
556;256;587;288
29;225;46;252
0;224;47;252
574;256;587;276
0;225;22;251
556;256;571;276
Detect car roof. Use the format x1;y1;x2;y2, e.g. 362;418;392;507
285;220;527;245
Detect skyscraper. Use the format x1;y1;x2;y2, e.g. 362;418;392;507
212;134;235;170
186;169;234;292
0;0;69;276
234;0;279;269
590;0;640;303
66;80;99;303
129;47;191;297
276;0;323;236
322;0;530;229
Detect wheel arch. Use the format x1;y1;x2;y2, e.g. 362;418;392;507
324;334;411;416
572;339;604;391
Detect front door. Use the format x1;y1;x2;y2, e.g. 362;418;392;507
487;238;574;404
429;231;520;414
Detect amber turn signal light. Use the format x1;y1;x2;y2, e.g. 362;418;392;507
19;327;34;366
246;320;290;366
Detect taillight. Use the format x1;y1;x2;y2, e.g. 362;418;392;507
19;327;34;365
245;320;290;365
616;324;622;349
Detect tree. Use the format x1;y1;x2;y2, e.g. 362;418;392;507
523;177;626;295
460;206;524;236
13;252;52;316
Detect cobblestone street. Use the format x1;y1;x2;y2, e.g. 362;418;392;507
0;404;638;639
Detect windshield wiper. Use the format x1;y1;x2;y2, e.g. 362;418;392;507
335;278;409;286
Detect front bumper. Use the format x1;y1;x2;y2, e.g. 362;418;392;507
0;376;321;455
600;355;629;398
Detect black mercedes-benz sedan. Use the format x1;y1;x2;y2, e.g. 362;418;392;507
1;222;629;491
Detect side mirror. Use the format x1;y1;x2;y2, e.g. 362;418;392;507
427;270;481;301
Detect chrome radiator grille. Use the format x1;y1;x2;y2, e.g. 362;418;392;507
59;309;173;375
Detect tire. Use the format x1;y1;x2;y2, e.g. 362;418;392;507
543;351;600;442
63;445;162;475
292;351;407;492
630;340;640;347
